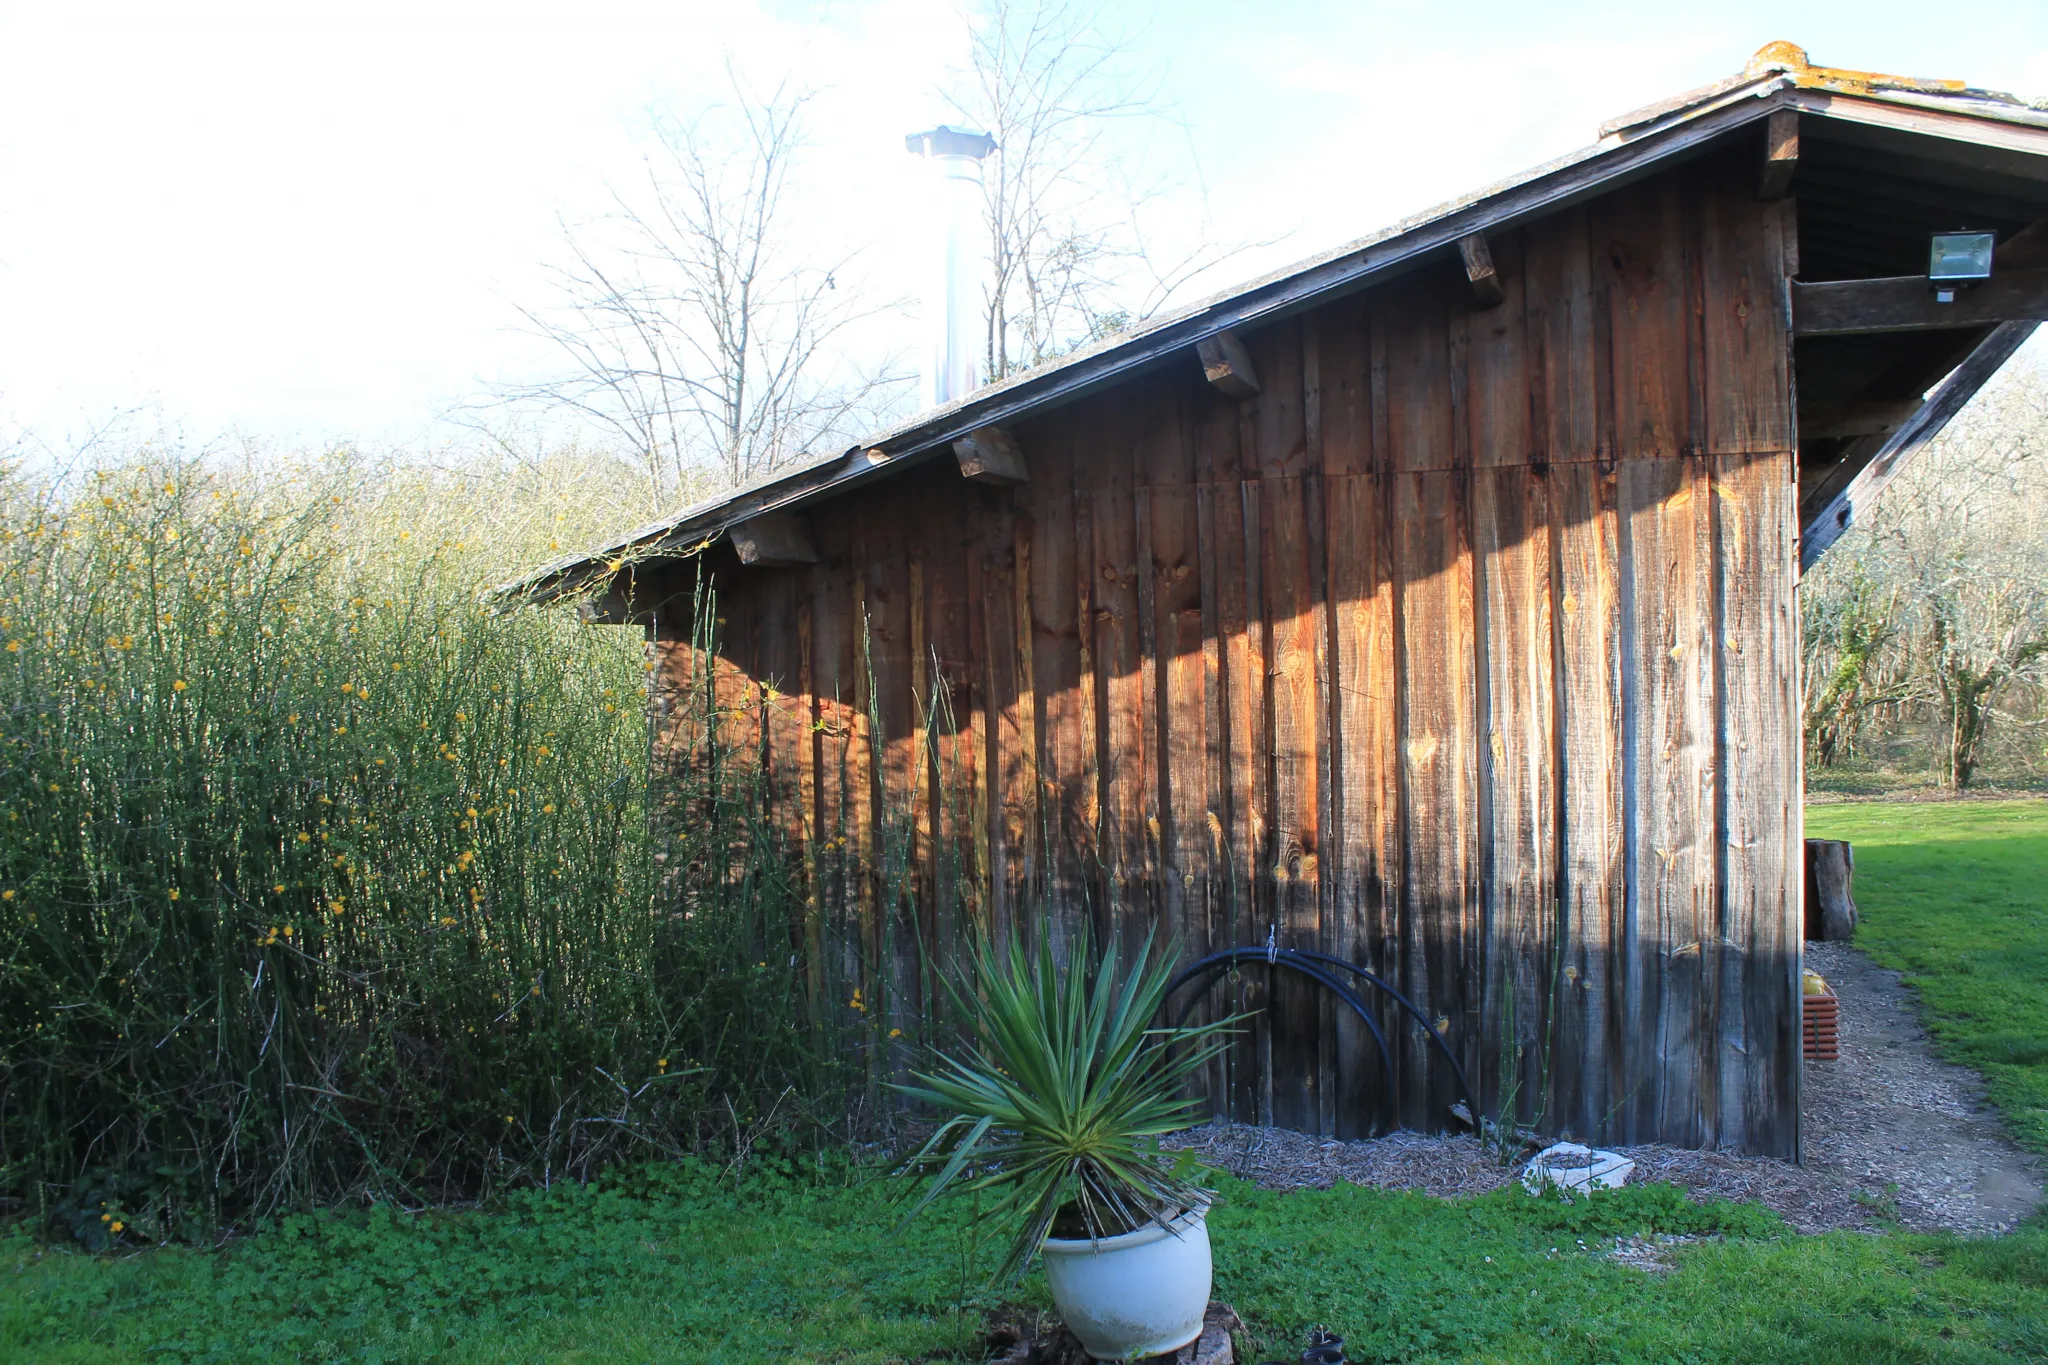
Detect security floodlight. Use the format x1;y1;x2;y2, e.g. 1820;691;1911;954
1928;231;1995;302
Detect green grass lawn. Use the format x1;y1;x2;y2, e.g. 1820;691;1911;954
5;1161;2043;1365
5;798;2046;1365
1807;798;2048;1156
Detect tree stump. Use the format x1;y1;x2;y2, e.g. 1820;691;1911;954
1805;839;1857;942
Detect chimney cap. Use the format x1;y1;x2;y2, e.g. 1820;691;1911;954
906;125;996;159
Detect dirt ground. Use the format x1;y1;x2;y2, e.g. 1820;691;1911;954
1164;940;2042;1236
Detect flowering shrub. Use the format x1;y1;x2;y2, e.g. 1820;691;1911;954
0;454;836;1239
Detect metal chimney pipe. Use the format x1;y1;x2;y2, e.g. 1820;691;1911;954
905;125;996;408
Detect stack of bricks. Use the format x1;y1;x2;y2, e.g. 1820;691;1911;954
1802;992;1841;1061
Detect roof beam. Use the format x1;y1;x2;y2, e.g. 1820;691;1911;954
1458;233;1504;308
1800;322;2037;571
729;511;818;567
1793;268;2048;335
1797;397;1923;441
1197;330;1260;398
952;425;1029;484
1758;109;1799;199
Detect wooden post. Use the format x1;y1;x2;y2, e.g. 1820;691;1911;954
1196;331;1260;398
1804;838;1857;942
729;512;819;567
1758;109;1798;199
1458;232;1504;308
952;425;1029;484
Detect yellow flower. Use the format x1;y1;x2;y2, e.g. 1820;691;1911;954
168;889;180;902
6;640;20;652
0;890;12;901
287;714;299;724
100;1213;111;1222
172;679;188;691
656;1057;668;1070
110;1221;124;1233
282;925;293;936
296;832;311;843
273;883;286;894
541;803;556;814
889;1028;902;1039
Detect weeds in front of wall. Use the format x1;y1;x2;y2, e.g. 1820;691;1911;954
0;454;848;1245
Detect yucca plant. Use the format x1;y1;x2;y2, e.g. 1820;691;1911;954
893;930;1238;1281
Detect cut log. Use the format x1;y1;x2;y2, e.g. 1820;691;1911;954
1196;331;1260;399
1804;838;1857;942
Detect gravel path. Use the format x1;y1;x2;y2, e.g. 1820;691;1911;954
1800;940;2040;1233
1164;941;2041;1236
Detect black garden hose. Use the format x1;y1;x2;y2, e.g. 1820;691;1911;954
1162;945;1479;1133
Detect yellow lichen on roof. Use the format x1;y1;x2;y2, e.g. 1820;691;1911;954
1746;40;1968;97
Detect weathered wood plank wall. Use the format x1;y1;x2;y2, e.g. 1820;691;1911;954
643;146;1805;1156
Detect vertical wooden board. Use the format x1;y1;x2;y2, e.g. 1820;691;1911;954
1317;299;1376;477
797;585;823;999
709;585;761;786
1697;162;1794;456
1082;402;1148;953
1717;449;1801;1157
978;502;1021;943
1009;512;1044;939
1206;423;1268;1121
924;498;976;980
1191;386;1239;1116
807;569;860;1014
847;565;881;1078
1551;463;1625;1143
1472;467;1559;1128
1261;471;1323;1127
1395;468;1480;1129
1150;444;1209;983
1523;205;1601;464
858;513;921;1045
757;570;810;960
1028;451;1093;948
1618;456;1718;1147
1325;471;1402;1134
1469;231;1535;468
1378;274;1457;474
1597;178;1691;462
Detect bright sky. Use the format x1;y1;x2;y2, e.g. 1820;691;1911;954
3;0;2046;454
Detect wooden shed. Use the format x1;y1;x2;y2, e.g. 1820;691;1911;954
509;45;2048;1158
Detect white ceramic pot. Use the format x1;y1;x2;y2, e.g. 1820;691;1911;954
1040;1206;1212;1360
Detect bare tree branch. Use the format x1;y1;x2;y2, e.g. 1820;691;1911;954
492;74;909;499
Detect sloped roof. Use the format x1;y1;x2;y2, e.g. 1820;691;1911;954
500;42;2048;604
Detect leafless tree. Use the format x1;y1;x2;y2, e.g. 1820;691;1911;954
949;0;1259;382
498;77;907;499
1803;354;2048;789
